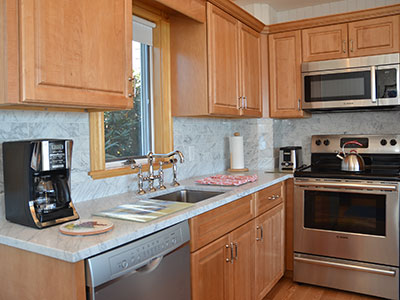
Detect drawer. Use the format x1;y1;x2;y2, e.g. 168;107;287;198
189;195;254;252
255;182;283;217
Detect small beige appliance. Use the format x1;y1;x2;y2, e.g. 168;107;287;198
279;146;302;172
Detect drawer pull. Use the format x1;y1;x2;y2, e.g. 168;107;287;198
234;242;238;260
268;194;280;200
256;225;264;242
225;244;230;262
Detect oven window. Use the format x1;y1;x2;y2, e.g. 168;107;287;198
304;191;385;236
304;71;371;102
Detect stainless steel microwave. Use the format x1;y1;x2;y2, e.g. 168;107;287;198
302;53;400;111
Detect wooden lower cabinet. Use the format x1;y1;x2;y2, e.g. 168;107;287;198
191;221;255;300
190;183;286;300
254;203;285;300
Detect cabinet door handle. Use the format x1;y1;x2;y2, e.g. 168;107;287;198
230;242;234;263
350;39;354;52
225;244;231;263
243;96;247;109
237;97;242;109
128;77;133;81
256;225;264;241
128;93;133;98
297;99;301;111
342;40;346;53
234;242;238;260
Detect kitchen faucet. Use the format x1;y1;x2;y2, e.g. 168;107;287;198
131;151;184;194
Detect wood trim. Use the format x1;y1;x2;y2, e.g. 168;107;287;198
89;112;105;172
0;244;85;300
208;0;264;32
265;4;400;34
152;0;206;23
89;162;172;180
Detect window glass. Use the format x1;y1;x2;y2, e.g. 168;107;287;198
104;38;153;163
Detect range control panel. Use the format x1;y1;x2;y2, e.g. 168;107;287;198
86;221;191;288
311;135;400;154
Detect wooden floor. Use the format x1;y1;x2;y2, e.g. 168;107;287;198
264;277;383;300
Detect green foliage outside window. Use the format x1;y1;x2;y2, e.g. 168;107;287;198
104;70;142;161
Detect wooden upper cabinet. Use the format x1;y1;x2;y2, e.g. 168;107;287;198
301;15;400;62
268;30;306;118
170;2;262;117
239;23;262;117
207;3;241;116
348;15;400;57
2;0;133;110
302;24;348;62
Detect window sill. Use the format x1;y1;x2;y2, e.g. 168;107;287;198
88;160;172;180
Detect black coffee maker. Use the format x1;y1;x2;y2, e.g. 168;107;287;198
3;139;79;228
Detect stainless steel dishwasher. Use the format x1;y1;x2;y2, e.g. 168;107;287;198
85;221;191;300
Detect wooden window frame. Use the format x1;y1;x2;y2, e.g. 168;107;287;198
89;3;173;180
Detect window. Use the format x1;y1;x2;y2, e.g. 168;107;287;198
104;16;155;168
89;4;173;179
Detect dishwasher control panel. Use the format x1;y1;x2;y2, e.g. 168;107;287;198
85;221;190;288
109;231;183;276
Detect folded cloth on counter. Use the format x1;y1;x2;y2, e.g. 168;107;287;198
195;174;258;186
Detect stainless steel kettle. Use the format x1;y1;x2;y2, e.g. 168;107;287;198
336;141;365;172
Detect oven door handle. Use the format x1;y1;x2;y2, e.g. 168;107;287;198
295;181;397;191
294;256;396;277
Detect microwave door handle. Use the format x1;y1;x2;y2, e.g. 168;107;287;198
371;66;376;103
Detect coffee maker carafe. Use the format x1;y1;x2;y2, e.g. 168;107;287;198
3;139;79;228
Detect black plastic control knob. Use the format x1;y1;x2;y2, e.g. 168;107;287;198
323;139;330;146
380;139;387;146
390;139;397;146
315;139;322;146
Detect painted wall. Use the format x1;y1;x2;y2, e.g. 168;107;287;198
237;0;400;24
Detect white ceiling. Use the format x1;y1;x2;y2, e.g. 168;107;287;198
234;0;342;11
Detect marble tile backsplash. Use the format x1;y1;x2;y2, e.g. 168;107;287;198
273;110;400;165
0;111;274;220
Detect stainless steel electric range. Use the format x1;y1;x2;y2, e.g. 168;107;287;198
294;134;400;300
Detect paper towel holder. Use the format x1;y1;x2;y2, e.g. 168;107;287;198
228;132;249;172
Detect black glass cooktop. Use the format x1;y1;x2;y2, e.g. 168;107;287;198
294;153;400;181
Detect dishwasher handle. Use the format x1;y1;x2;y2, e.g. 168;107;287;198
136;256;163;274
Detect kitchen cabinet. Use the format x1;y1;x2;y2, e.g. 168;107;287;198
268;30;307;118
302;15;400;62
171;2;263;117
0;243;85;300
190;181;286;300
0;0;133;110
254;203;285;300
191;220;255;300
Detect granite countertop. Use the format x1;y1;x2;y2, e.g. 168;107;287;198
0;171;292;263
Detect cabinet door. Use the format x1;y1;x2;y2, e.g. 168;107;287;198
254;203;285;300
19;0;132;109
269;30;306;118
207;3;241;116
191;234;231;300
348;15;400;57
230;220;255;300
239;23;262;117
302;24;348;62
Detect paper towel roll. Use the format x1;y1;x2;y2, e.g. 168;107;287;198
229;133;245;170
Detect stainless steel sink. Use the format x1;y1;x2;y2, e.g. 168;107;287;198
150;189;225;203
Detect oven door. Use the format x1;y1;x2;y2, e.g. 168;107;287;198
302;67;375;110
294;178;399;267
